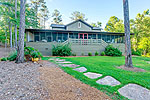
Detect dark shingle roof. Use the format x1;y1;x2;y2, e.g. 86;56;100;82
50;24;66;28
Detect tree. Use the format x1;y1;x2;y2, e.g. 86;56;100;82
52;9;62;24
70;11;88;21
14;0;17;48
130;9;150;51
39;3;49;28
123;0;133;67
16;0;26;63
91;21;102;28
105;16;124;32
138;37;150;55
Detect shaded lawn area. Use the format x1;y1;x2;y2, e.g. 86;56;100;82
43;56;150;100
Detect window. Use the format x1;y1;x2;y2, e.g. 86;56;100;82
78;22;81;28
106;35;111;43
102;35;107;42
62;33;68;41
46;32;52;42
98;34;101;39
40;32;46;41
111;35;115;43
34;32;40;42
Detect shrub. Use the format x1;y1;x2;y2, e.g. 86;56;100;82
24;47;43;60
7;51;17;61
72;53;76;56
88;52;92;56
131;49;142;56
101;52;105;56
52;44;72;56
81;53;84;56
31;52;39;58
104;45;122;56
1;57;7;61
95;51;99;56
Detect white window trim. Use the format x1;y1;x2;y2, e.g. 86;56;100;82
78;22;81;28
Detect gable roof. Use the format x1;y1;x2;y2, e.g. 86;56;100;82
50;19;102;31
66;19;93;28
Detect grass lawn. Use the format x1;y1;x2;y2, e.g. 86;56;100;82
43;56;150;100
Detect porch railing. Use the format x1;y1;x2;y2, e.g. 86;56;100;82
68;38;108;46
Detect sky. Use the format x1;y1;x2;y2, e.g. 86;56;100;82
44;0;150;29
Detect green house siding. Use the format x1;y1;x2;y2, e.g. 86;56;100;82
66;21;92;31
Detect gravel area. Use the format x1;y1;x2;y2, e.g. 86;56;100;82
0;61;49;100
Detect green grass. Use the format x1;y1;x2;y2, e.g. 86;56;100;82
43;56;150;100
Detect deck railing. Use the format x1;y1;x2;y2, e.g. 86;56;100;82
67;38;108;46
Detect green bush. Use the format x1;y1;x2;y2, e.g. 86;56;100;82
72;53;76;56
7;51;17;61
104;45;122;56
81;53;84;56
52;44;72;56
1;57;7;61
95;51;99;56
88;52;92;56
101;51;105;56
25;47;43;60
131;49;142;56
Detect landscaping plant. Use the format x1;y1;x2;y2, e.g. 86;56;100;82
131;49;142;56
101;51;105;56
95;51;99;56
7;51;17;61
88;52;92;56
52;44;72;56
1;57;7;61
104;45;122;56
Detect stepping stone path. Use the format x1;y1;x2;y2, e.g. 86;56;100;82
118;84;150;100
96;76;120;86
55;59;65;62
48;58;56;61
84;72;102;79
61;64;80;68
73;67;87;72
58;61;72;64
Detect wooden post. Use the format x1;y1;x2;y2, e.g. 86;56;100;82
123;0;133;67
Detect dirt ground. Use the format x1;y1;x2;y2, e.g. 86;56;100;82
39;62;111;100
0;47;111;100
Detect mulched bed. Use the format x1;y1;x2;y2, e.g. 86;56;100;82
39;63;111;100
118;65;146;72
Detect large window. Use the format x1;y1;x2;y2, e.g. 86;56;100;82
102;35;107;42
98;34;101;39
46;32;52;42
40;32;46;41
88;34;96;39
62;33;68;41
111;35;115;43
106;35;111;43
34;32;40;42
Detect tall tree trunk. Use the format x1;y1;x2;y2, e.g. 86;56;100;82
16;0;26;63
5;27;7;49
9;22;13;48
15;0;17;48
123;0;133;67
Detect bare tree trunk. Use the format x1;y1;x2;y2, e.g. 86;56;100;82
15;0;17;48
9;22;13;48
16;0;26;63
5;27;7;49
123;0;133;67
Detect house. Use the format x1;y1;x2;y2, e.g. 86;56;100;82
26;19;131;56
